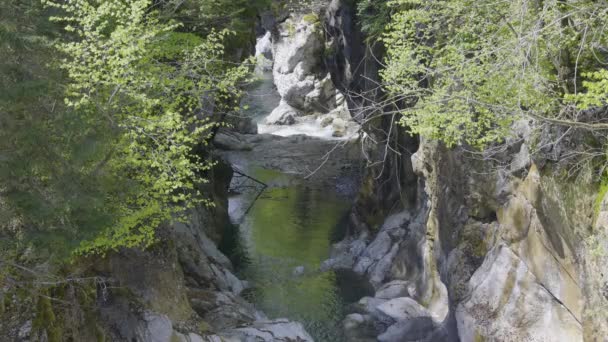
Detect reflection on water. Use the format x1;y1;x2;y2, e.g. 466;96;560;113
225;168;372;342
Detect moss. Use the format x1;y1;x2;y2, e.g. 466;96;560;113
0;292;7;315
302;13;319;24
95;323;107;342
286;21;296;37
469;232;487;258
323;43;336;58
594;176;608;218
198;320;211;334
33;295;62;342
270;2;286;16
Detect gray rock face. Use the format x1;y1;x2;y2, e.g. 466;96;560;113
456;244;582;342
213;129;254;151
378;317;437;342
212;319;314;342
265;100;300;125
272;15;337;114
376;297;431;321
135;313;175;342
375;281;412;300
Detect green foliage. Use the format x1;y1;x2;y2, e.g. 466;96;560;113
595;174;608;217
42;0;250;254
382;0;608;148
286;21;296;37
302;13;320;24
164;0;271;57
1;0;251;257
568;69;608;109
356;0;391;41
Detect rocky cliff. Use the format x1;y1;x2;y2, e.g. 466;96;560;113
320;1;608;341
4;159;312;342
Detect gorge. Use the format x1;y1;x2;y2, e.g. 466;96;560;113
2;0;608;341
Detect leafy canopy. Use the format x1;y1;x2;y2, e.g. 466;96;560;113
382;0;608;147
1;0;250;257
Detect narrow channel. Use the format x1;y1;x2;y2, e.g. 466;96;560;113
220;71;373;341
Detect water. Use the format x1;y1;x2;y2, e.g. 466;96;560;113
241;70;358;140
225;168;372;341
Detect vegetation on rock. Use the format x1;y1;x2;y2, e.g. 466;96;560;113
381;0;608;149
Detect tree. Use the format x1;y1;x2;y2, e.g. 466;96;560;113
1;0;250;257
381;0;608;148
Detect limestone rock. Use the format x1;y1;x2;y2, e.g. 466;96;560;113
272;16;336;113
332;118;347;137
265;101;301;125
375;280;412;300
376;297;431;322
320;116;334;127
215;319;314;342
377;317;437;342
213;130;253;151
456;244;582;342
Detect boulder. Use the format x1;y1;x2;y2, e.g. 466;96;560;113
332;118;347;137
213;130;253;151
265;101;301;125
375;297;431;322
320;116;334;127
375;281;412;300
272;16;336;113
215;319;314;342
378;317;437;342
456;244;582;342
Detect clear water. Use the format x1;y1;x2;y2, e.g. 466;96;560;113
225;168;372;342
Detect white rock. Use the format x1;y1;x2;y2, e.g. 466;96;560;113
456;244;582;342
376;297;431;321
266;101;301;125
375;280;411;300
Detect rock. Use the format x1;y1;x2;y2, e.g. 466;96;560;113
18;320;32;340
375;297;431;322
510;142;530;174
456;244;582;342
332;118;347;137
216;319;314;341
378;317;437;342
304;74;337;113
292;265;305;276
136;312;174;342
265;101;301;125
375;281;411;300
272;16;336;113
213;130;253;151
357;296;388;315
321;235;368;271
354;232;392;275
380;211;411;231
231;115;258;135
369;243;399;287
175;332;206;342
343;314;377;342
329;101;352;120
320;116;334;127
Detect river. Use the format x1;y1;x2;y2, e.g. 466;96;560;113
220;72;371;341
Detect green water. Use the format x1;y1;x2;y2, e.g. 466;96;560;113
226;168;371;341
